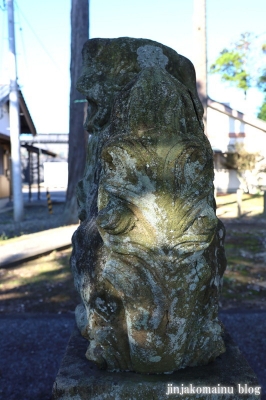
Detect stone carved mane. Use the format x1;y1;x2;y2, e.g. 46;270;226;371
71;38;227;374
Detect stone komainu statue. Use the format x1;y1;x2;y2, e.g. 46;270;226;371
71;37;227;374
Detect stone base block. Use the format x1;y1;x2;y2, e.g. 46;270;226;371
52;328;261;400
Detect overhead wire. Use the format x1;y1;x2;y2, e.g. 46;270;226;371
14;0;63;74
0;3;7;81
14;0;28;71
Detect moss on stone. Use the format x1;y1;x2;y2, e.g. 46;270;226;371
71;37;227;374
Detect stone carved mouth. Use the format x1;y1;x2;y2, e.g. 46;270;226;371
84;98;99;133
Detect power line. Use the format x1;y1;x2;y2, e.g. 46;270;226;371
0;4;7;79
14;0;28;69
14;0;63;74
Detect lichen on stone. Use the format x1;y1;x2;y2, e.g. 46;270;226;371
71;37;227;374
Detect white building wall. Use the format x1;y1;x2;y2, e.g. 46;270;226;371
244;124;266;156
0;104;10;136
207;106;266;154
214;169;240;194
207;107;230;152
207;105;266;193
43;162;68;188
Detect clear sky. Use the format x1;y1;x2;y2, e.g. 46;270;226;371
0;0;265;133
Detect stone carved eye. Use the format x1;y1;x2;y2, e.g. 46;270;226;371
97;200;135;235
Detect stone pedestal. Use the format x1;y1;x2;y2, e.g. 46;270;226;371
52;328;261;400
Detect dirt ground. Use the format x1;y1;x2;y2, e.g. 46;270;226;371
220;216;266;310
0;195;266;400
0;248;80;314
0;195;266;313
0;202;80;314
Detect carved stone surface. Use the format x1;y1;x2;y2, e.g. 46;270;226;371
71;37;227;374
52;329;261;400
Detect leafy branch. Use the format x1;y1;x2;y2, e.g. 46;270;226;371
210;32;266;114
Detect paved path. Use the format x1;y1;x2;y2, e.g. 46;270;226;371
0;224;78;267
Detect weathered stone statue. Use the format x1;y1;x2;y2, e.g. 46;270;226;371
71;37;227;374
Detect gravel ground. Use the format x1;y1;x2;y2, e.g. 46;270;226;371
219;310;266;400
0;313;75;400
0;311;265;400
1;204;265;399
0;202;66;239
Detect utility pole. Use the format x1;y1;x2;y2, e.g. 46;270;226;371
63;0;89;224
7;0;24;225
193;0;208;134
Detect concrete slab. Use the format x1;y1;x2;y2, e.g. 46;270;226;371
52;328;261;400
0;225;78;267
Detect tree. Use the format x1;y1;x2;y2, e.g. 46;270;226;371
63;0;89;224
223;143;263;193
210;32;266;100
258;98;266;121
257;68;266;121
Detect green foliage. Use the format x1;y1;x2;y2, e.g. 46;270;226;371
0;232;9;241
210;32;266;97
210;50;250;91
257;97;266;121
257;69;266;92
